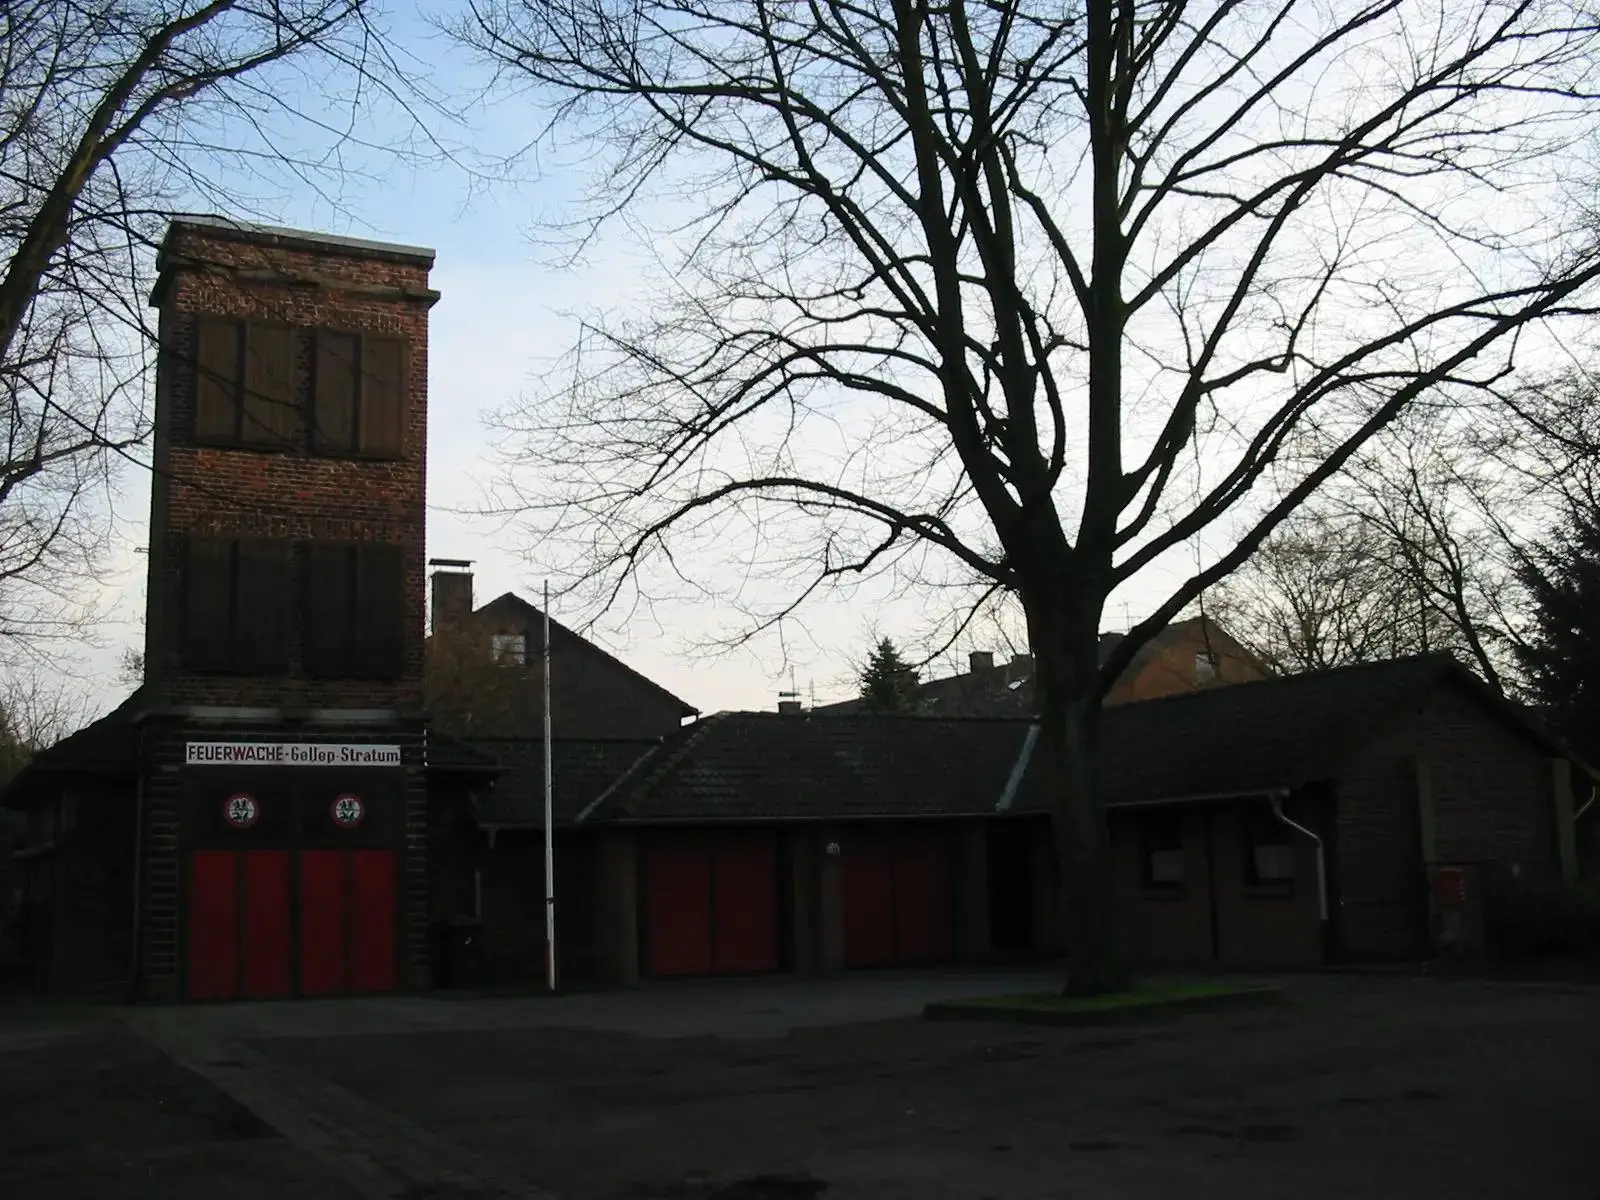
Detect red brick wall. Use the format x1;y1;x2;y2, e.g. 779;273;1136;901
144;223;435;711
1110;808;1215;964
1210;797;1324;966
1334;677;1559;960
1106;623;1270;705
1107;801;1323;968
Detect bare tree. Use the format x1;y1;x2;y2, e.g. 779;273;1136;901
1209;511;1416;674
1217;408;1531;689
0;0;416;655
465;0;1600;990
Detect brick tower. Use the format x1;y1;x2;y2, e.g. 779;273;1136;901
136;218;440;1001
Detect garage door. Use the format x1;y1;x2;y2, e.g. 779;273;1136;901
841;829;954;968
186;847;397;1000
644;831;781;976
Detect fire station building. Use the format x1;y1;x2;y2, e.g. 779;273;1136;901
0;217;495;1002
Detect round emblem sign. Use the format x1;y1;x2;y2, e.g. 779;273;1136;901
331;794;365;829
223;793;259;830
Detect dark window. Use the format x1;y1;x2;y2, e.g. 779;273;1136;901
180;538;293;674
491;633;527;665
1140;811;1185;888
312;331;405;458
193;318;298;448
303;542;406;678
1243;804;1296;885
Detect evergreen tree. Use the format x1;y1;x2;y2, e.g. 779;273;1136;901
858;638;921;712
1515;501;1600;761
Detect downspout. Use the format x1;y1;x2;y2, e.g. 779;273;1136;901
1270;793;1328;922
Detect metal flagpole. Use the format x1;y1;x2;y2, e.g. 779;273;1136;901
543;580;557;992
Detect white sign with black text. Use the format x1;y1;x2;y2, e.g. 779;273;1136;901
185;742;403;768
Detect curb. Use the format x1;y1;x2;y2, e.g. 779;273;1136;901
922;985;1286;1027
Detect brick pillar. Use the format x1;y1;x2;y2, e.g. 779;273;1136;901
595;829;639;984
954;820;990;959
785;829;822;975
817;825;844;972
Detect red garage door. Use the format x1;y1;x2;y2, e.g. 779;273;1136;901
187;848;396;1000
841;829;954;968
645;831;780;976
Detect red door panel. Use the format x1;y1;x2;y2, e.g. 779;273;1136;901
894;836;954;964
712;833;779;973
188;852;239;1001
646;841;713;976
348;850;397;993
841;846;895;967
240;851;293;997
299;849;346;995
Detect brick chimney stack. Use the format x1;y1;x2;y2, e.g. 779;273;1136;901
429;559;474;633
969;651;994;673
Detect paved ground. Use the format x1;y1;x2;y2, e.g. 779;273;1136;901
8;972;1599;1199
0;1005;359;1199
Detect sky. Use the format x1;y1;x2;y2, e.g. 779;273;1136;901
66;0;1581;727
59;0;1225;726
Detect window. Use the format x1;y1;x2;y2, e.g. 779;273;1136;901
1140;811;1186;888
303;542;406;679
1195;651;1218;683
491;633;527;665
181;538;293;673
193;318;298;448
312;330;405;457
1243;805;1296;885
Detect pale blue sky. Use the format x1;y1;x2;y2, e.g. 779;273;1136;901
72;1;1221;721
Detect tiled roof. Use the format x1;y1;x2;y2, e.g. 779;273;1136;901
0;688;146;810
581;714;1034;823
425;731;501;774
1011;653;1464;811
467;736;662;827
30;688;145;773
592;655;1569;824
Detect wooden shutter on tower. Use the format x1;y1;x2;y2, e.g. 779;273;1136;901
304;543;356;677
233;540;292;674
313;331;358;455
358;337;405;457
241;324;297;446
355;543;406;678
182;538;235;670
193;318;241;443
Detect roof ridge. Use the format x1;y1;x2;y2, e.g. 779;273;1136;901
572;737;672;824
1098;651;1461;714
717;709;1037;726
476;591;699;716
591;713;727;820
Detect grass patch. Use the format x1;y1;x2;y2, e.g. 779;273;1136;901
958;980;1251;1012
924;980;1283;1026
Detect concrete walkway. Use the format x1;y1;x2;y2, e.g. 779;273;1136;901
132;969;1070;1045
115;972;1065;1198
123;1005;550;1199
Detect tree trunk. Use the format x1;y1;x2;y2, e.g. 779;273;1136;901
1027;596;1129;996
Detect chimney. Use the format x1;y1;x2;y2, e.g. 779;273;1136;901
429;558;474;634
777;699;804;715
1008;652;1034;677
969;650;994;674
